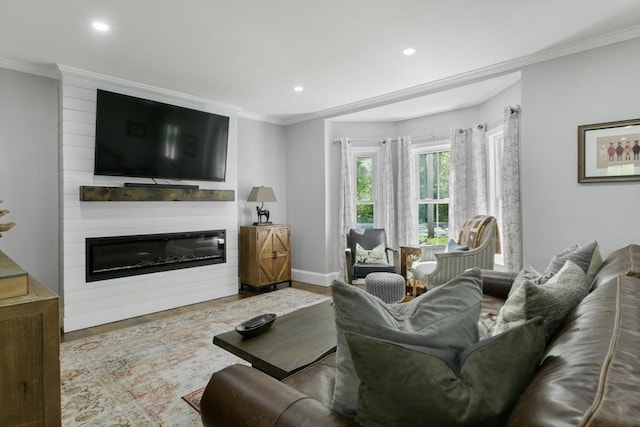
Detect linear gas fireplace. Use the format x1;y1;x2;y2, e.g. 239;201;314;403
86;230;226;282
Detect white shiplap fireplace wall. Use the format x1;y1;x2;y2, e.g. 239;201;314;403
58;65;239;332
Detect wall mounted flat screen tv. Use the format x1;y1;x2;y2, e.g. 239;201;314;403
94;89;229;182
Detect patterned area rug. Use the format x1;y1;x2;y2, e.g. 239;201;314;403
181;387;205;413
61;288;330;426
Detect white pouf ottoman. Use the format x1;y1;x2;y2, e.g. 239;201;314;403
365;272;405;303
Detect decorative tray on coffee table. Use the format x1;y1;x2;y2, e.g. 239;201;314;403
235;313;277;338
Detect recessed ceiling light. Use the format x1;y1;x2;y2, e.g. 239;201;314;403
92;21;110;32
403;47;416;56
294;86;304;93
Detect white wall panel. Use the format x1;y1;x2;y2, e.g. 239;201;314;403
58;67;239;332
64;284;236;331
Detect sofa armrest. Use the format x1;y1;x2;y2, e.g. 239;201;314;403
201;364;352;427
480;269;517;299
418;244;446;262
385;247;401;273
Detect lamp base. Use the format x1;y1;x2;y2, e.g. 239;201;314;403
253;221;273;226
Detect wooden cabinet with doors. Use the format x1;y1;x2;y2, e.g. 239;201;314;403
239;225;291;290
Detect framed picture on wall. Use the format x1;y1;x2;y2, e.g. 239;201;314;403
578;118;640;183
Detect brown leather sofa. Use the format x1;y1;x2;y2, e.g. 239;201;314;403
201;244;640;426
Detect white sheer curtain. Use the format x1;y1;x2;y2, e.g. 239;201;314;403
470;124;488;215
449;128;469;239
380;138;397;248
501;106;523;271
396;135;417;246
338;137;355;281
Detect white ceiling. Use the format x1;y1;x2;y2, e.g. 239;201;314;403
1;1;639;124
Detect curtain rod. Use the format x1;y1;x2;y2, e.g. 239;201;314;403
333;109;513;144
333;132;450;144
332;138;384;144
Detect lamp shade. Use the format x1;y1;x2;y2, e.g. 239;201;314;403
247;186;277;203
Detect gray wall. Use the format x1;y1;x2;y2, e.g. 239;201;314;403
395;106;479;136
520;38;640;270
285;118;329;279
0;68;59;292
479;80;521;124
237;118;287;227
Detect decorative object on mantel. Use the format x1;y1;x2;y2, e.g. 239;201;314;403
247;186;277;225
79;185;235;202
578;118;640;183
0;200;16;238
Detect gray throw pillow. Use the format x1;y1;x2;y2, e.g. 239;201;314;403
330;269;483;417
493;260;589;340
446;239;469;252
543;241;599;282
506;264;546;296
345;317;546;427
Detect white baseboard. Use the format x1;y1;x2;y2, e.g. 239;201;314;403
292;269;341;287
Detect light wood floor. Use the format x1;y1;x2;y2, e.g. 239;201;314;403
61;281;331;342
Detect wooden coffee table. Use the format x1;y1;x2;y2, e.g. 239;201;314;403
213;300;336;380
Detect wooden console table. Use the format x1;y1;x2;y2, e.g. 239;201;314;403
0;252;61;426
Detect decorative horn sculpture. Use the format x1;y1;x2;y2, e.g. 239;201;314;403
0;201;16;237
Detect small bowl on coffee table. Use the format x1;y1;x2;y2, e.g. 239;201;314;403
235;313;277;338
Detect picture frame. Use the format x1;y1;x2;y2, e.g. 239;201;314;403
578;118;640;183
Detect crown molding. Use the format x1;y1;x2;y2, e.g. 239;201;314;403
237;110;286;125
283;24;640;125
0;57;58;79
57;64;242;114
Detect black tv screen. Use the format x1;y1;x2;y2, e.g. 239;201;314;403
94;89;229;182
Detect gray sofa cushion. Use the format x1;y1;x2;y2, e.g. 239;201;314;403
346;317;545;427
330;269;482;417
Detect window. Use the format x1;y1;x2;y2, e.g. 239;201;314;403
486;127;504;265
416;147;450;245
355;154;377;228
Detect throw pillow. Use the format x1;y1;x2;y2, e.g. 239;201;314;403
585;242;603;285
446;239;469;253
346;317;546;427
354;242;388;264
507;264;546;293
330;269;483;417
493;260;589;340
542;241;599;282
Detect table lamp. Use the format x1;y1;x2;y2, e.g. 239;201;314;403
247;186;277;225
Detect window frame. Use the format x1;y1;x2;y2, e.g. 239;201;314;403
413;141;451;246
486;125;505;266
353;146;382;229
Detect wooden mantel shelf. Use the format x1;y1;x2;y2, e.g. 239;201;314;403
80;185;235;202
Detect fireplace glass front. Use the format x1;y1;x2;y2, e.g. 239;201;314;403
86;230;226;282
